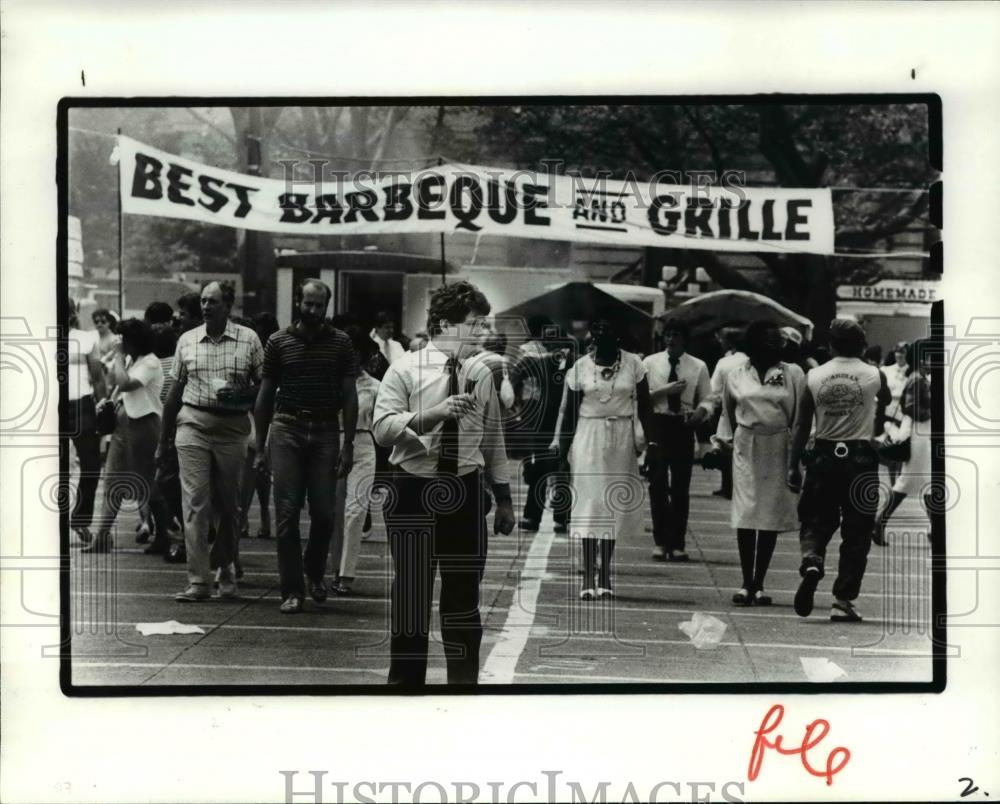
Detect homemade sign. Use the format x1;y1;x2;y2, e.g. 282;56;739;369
117;136;836;255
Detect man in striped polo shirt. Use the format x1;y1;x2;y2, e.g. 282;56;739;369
158;281;264;602
253;280;359;613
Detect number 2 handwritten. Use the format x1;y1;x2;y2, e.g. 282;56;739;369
748;704;851;786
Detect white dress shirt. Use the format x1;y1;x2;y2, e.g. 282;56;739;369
119;353;164;419
372;339;509;485
643;350;713;416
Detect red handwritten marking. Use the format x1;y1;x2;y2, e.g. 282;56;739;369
748;704;851;786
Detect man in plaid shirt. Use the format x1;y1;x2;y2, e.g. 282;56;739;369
157;281;263;602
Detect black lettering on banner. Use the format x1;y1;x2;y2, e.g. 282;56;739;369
383;182;413;221
487;179;518;224
761;199;782;240
197;175;228;213
131;153;164;200
610;200;626;223
718;198;734;239
523;183;551;226
226;182;258;218
684;196;714;237
648;194;681;235
278;192;312;224
344;189;380;223
166;163;196;207
572;198;589;220
785;199;812;240
590;199;608;223
449;175;484;232
312;194;343;224
416;174;447;220
737;201;760;240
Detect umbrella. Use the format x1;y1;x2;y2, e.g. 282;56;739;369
659;289;814;341
496;282;655;353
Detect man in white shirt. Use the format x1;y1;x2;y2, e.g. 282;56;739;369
62;300;107;542
370;310;407;366
373;280;515;686
643;320;714;562
788;318;891;623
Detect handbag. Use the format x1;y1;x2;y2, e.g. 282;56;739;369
876;435;911;464
95;385;121;436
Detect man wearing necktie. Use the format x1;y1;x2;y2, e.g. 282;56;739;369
642;321;713;562
373;281;515;686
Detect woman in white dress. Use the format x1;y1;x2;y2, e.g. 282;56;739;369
553;318;654;600
872;339;932;546
720;321;806;606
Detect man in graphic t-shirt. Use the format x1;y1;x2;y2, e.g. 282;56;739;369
787;319;891;622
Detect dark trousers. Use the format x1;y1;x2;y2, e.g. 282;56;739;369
521;452;569;525
269;417;339;599
155;444;183;541
386;470;488;686
798;442;879;601
61;395;102;529
647;415;695;551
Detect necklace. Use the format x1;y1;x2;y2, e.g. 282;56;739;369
592;349;622;404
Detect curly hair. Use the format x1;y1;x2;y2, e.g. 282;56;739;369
117;318;155;357
426;280;490;337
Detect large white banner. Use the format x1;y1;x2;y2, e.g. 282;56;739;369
117;135;836;255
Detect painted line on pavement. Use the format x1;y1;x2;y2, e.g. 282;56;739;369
466;525;555;685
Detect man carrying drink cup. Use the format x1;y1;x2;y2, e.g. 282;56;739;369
157;281;263;602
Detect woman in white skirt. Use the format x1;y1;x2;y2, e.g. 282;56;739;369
552;318;654;600
721;321;806;606
873;340;932;546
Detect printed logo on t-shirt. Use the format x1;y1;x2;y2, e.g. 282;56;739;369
816;373;864;418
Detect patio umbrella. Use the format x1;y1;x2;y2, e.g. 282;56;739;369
659;289;814;341
496;282;655;353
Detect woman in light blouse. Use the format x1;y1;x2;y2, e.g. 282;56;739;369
720;321;806;605
81;318;174;554
553;318;655;600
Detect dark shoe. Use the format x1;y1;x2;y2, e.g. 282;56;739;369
280;595;303;614
794;566;821;617
732;588;751;606
256;526;271;539
163;544;187;564
135;523;151;544
579;587;596;600
753;590;773;606
234;558;244;580
668;550;690;562
553;522;568;534
831;600;863;622
518;518;539;532
332;581;353;596
596;586;614;599
144;540;168;555
80;537;111;554
309;579;328;603
872;519;889;547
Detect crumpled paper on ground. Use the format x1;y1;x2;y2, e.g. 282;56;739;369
800;656;848;682
678;613;727;649
136;621;205;636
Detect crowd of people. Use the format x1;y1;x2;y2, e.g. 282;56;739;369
63;277;935;686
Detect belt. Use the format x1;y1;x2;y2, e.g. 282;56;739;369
274;403;339;421
814;438;872;458
184;402;248;417
579;414;630;421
